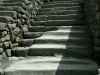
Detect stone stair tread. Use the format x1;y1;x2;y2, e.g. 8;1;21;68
24;31;90;39
0;6;25;13
5;57;98;75
41;6;82;10
37;10;83;15
33;38;92;46
14;56;96;64
0;16;14;23
30;44;91;48
44;1;81;4
28;26;89;32
35;14;84;21
3;0;29;4
29;44;93;56
0;11;17;19
44;3;81;5
0;2;25;8
42;3;81;8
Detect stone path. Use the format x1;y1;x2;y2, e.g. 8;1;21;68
0;0;99;75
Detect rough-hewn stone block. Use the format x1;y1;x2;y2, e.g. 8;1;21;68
14;47;29;56
0;11;17;19
0;23;6;31
0;48;3;55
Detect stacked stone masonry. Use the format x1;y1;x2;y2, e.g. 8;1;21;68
0;0;99;75
0;0;43;60
83;0;100;60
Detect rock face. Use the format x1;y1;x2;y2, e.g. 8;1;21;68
83;0;100;60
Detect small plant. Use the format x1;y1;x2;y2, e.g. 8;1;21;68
0;53;7;62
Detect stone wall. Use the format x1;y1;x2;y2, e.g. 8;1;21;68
0;0;43;61
83;0;100;60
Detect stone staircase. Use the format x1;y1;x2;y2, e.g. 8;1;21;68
0;0;99;75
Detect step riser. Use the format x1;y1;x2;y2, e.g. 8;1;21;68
4;71;96;75
42;4;81;8
40;6;82;12
45;2;81;4
0;3;25;8
24;32;90;38
29;48;93;57
28;26;89;32
35;15;84;21
34;39;92;45
37;10;83;15
31;20;85;26
0;11;17;19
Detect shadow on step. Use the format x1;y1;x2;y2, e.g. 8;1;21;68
54;26;98;75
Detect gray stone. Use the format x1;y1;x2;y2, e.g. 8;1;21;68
4;57;98;75
34;15;48;21
0;2;26;9
8;57;25;62
0;11;17;19
0;68;3;75
94;38;100;46
10;24;17;29
0;6;25;13
0;55;2;61
1;34;10;42
3;42;11;49
5;49;11;57
94;46;100;52
0;23;6;31
4;0;29;4
0;48;3;55
0;43;3;48
2;31;7;37
13;27;22;36
0;16;14;23
19;39;33;46
24;32;43;39
95;30;100;38
14;47;29;56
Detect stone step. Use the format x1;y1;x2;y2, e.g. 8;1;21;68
0;11;17;19
31;20;85;26
3;0;29;4
24;30;90;38
44;1;81;4
29;44;93;57
5;57;98;75
24;31;91;39
37;10;83;15
35;14;84;21
44;2;81;4
15;57;96;64
28;26;89;32
33;38;92;46
40;6;82;12
18;39;33;46
0;16;14;23
24;32;43;39
42;3;81;8
0;6;25;13
12;47;29;56
0;2;26;8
